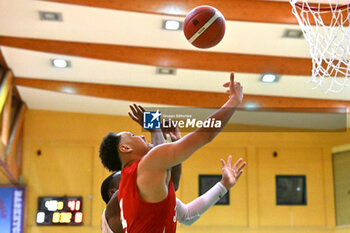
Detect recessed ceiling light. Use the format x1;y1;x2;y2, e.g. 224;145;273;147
61;87;76;94
39;11;63;21
244;101;259;110
283;29;303;39
156;67;176;75
51;59;70;68
261;73;278;83
163;20;182;31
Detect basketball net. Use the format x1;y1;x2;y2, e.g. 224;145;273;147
290;0;350;93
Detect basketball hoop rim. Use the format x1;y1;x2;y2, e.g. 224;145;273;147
294;2;350;11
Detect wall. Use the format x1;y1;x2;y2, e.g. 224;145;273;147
20;109;350;233
333;150;350;233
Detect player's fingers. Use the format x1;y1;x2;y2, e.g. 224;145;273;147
236;170;243;179
237;161;247;172
220;159;225;168
133;104;141;114
233;158;243;169
130;105;137;115
223;82;230;87
165;133;171;141
227;155;232;167
169;132;176;139
128;112;138;122
138;105;146;113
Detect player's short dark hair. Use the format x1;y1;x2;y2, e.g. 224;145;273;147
100;172;116;204
99;132;122;171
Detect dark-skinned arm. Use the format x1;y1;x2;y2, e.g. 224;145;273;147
162;121;182;191
128;105;182;190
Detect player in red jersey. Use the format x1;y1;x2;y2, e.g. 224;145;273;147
99;73;243;233
101;155;245;233
100;104;246;233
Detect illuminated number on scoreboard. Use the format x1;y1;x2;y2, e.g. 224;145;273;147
52;212;60;223
57;201;64;210
74;212;83;224
68;200;81;211
52;212;73;223
61;212;72;223
68;201;74;211
75;201;81;211
36;197;83;225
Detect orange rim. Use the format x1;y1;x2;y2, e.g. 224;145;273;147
295;2;350;11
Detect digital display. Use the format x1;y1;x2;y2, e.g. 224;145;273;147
36;196;83;225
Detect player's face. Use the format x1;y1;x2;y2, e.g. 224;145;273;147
108;173;121;199
118;132;152;155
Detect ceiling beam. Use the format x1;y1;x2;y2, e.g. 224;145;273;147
0;36;312;76
15;77;350;112
41;0;335;25
0;48;8;70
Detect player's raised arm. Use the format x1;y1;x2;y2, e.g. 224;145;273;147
142;73;243;170
177;156;246;226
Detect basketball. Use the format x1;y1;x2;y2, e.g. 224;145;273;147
183;5;226;49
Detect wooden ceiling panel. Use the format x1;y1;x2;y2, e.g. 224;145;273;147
15;77;350;112
0;36;312;75
42;0;339;25
0;49;8;69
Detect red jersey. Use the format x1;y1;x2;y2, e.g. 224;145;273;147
118;160;177;233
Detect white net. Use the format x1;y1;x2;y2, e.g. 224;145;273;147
290;0;350;93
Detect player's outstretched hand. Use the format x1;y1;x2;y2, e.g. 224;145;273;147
161;119;181;142
220;155;246;190
128;104;146;128
222;73;243;105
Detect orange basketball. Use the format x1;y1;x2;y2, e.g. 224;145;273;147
183;6;226;49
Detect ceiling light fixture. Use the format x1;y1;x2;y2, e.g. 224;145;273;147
244;101;259;110
39;11;63;21
283;29;303;39
156;67;176;75
51;59;70;68
261;73;278;83
61;87;76;94
163;20;182;31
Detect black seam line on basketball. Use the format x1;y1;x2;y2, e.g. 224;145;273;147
188;11;221;44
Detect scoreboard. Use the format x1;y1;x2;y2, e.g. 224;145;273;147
36;196;83;225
